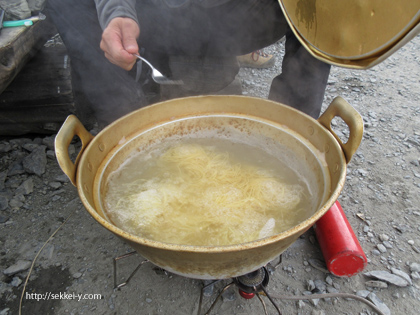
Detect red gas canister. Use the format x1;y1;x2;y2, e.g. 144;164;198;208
314;201;367;277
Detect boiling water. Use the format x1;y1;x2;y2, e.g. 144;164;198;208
104;138;313;246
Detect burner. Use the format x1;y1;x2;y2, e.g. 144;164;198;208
234;267;269;295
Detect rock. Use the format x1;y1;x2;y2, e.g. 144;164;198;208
0;216;9;224
46;150;56;159
365;280;388;289
371;249;381;256
9;198;23;210
27;0;47;12
0;143;12;153
356;290;371;298
48;182;62;190
391;268;412;286
0;172;6;190
411;271;420;280
314;279;326;293
15;178;34;196
409;263;420;273
22;146;47;176
202;280;214;297
297;300;305;309
22;143;39;152
42;136;55;151
10;277;22;287
307;279;315;291
3;260;31;276
383;241;393;249
377;244;387;253
7;162;25;176
0;196;8;211
367;293;391;315
325;276;333;286
364;270;410;287
73;272;82;279
221;289;236;301
0;308;10;315
55;174;70;183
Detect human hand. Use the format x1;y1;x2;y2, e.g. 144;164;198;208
100;17;140;70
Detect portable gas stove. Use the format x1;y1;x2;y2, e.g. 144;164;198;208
113;251;283;315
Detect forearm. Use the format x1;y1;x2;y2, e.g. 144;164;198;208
94;0;138;29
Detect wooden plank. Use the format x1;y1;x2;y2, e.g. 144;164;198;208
0;41;77;135
0;19;56;94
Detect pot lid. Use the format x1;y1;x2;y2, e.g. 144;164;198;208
278;0;420;69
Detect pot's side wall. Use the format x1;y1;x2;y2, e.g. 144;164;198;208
75;95;347;279
123;232;303;280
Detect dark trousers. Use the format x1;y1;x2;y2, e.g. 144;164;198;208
46;0;330;126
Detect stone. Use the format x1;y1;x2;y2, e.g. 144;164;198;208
365;280;388;289
0;196;8;211
42;136;55;151
55;174;70;183
9;198;23;210
377;244;387;253
22;143;39;152
383;241;393;249
73;272;82;279
7;162;25;176
15;178;34;196
3;260;31;276
22;146;47;176
0;216;9;224
27;0;48;12
356;290;371;298
379;234;389;242
391;268;412;286
0;172;6;190
409;262;420;273
298;300;305;309
11;277;22;287
48;182;62;190
46;150;56;159
307;279;315;291
364;270;410;287
0;308;10;315
0;143;12;153
367;293;391;315
314;279;326;293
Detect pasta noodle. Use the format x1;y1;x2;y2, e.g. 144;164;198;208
104;142;310;246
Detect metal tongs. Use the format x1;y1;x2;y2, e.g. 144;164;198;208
133;54;183;85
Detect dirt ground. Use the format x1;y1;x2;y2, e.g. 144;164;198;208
1;35;420;315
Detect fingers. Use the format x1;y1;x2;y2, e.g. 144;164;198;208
100;17;140;71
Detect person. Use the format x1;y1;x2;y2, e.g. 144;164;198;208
45;0;331;127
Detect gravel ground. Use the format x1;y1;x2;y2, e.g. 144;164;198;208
1;35;420;315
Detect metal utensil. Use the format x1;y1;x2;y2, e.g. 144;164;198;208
133;54;183;85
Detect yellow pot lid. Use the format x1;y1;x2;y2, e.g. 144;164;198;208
278;0;420;69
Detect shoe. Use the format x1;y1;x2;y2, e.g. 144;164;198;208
237;50;276;69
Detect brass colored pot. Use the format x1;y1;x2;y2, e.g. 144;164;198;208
55;95;363;279
278;0;420;69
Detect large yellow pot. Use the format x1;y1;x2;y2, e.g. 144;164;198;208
55;95;363;279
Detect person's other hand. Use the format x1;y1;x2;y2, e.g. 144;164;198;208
100;17;140;70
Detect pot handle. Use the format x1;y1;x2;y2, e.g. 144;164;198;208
54;115;94;186
318;96;364;164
